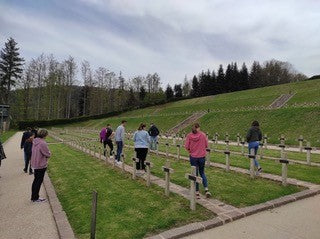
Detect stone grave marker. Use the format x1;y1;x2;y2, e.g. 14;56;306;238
305;142;312;165
248;148;256;179
263;134;268;149
280;153;289;186
145;161;153;187
224;150;231;172
205;148;211;166
298;135;304;153
162;160;174;197
176;144;181;160
185;166;202;210
132;157;139;180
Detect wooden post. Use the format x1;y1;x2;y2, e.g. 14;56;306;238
215;133;218;144
279;134;285;145
90;191;98;239
259;142;264;159
248;148;255;179
185;166;202;210
205;148;211;166
279;144;286;159
225;140;229;151
145;161;153;187
156;141;159;155
162;161;174;197
177;144;181;160
264;134;268;149
121;154;125;172
280;153;289;186
305;142;312;165
237;133;240;146
241;138;245;156
298;135;304;153
224;150;230;172
132;158;139;179
165;143;169;158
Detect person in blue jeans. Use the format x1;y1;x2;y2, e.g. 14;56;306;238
246;120;263;173
115;120;127;163
184;123;211;199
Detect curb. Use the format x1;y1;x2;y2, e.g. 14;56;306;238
43;174;76;239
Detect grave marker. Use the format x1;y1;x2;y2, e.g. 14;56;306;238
224;150;231;172
165;143;169;158
132;157;139;179
185;166;202;210
298;135;304;153
279;144;286;159
205;148;211;166
259;142;264;159
225;140;230;151
145;161;153;187
237;133;240;146
241;138;245;155
215;133;219;144
177;144;181;160
280;153;289;186
264;134;268;149
162;161;174;196
305;142;312;165
279;134;286;145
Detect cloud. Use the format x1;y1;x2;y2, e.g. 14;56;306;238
0;0;319;86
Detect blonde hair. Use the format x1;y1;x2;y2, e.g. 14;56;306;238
37;129;48;138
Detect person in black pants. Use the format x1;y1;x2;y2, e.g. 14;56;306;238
103;124;114;156
30;129;51;203
133;123;150;172
23;132;34;174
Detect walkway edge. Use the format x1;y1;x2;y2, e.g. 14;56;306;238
43;173;76;239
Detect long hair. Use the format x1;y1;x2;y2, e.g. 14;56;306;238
138;123;146;131
192;123;200;134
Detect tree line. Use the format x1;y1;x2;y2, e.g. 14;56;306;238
166;61;307;99
0;38;166;121
0;37;308;122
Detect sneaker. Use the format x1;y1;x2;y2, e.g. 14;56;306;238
196;192;201;199
116;161;122;165
205;190;212;198
32;198;46;203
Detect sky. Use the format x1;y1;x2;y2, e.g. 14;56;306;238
0;0;319;86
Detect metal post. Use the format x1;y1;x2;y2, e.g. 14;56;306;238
90;191;98;239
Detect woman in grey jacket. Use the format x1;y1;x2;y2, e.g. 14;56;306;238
133;123;150;172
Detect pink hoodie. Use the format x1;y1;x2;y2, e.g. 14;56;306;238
184;131;208;158
31;138;51;169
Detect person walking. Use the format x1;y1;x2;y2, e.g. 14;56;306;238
246;120;263;173
23;132;35;175
148;123;159;150
21;127;32;165
115;120;127;163
185;123;211;199
31;126;38;138
30;129;51;203
103;124;114;156
133;123;150;172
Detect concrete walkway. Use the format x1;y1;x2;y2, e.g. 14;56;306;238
185;194;320;239
0;132;59;239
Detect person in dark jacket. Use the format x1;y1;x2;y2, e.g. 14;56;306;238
21;127;32;170
148;123;159;150
104;124;114;156
246;120;263;172
24;132;35;174
31;127;38;138
0;138;6;168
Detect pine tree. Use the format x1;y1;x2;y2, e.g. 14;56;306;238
139;86;146;101
191;75;200;97
165;84;174;100
174;84;183;98
249;61;262;89
0;37;24;103
239;63;249;90
224;64;232;92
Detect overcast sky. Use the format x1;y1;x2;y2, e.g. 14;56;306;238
1;0;319;86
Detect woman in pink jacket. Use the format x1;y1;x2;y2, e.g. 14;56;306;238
185;123;211;198
30;129;51;202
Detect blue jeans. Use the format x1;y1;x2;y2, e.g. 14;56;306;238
189;156;208;191
150;136;158;150
116;141;123;161
248;141;260;168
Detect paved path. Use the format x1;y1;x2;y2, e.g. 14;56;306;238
0;132;59;239
185;194;320;239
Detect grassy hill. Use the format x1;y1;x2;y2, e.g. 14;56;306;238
59;79;320;146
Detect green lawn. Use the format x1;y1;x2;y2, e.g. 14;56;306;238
190;107;320;147
77;139;302;208
0;130;16;143
48;144;213;239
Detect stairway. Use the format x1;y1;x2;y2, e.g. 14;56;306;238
269;93;295;109
168;111;206;134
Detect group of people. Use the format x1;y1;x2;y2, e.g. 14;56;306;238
20;127;51;203
99;120;263;199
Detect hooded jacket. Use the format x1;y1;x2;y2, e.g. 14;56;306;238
31;138;51;169
246;126;262;143
184;131;208;158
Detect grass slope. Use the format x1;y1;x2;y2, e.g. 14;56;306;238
48;144;212;239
